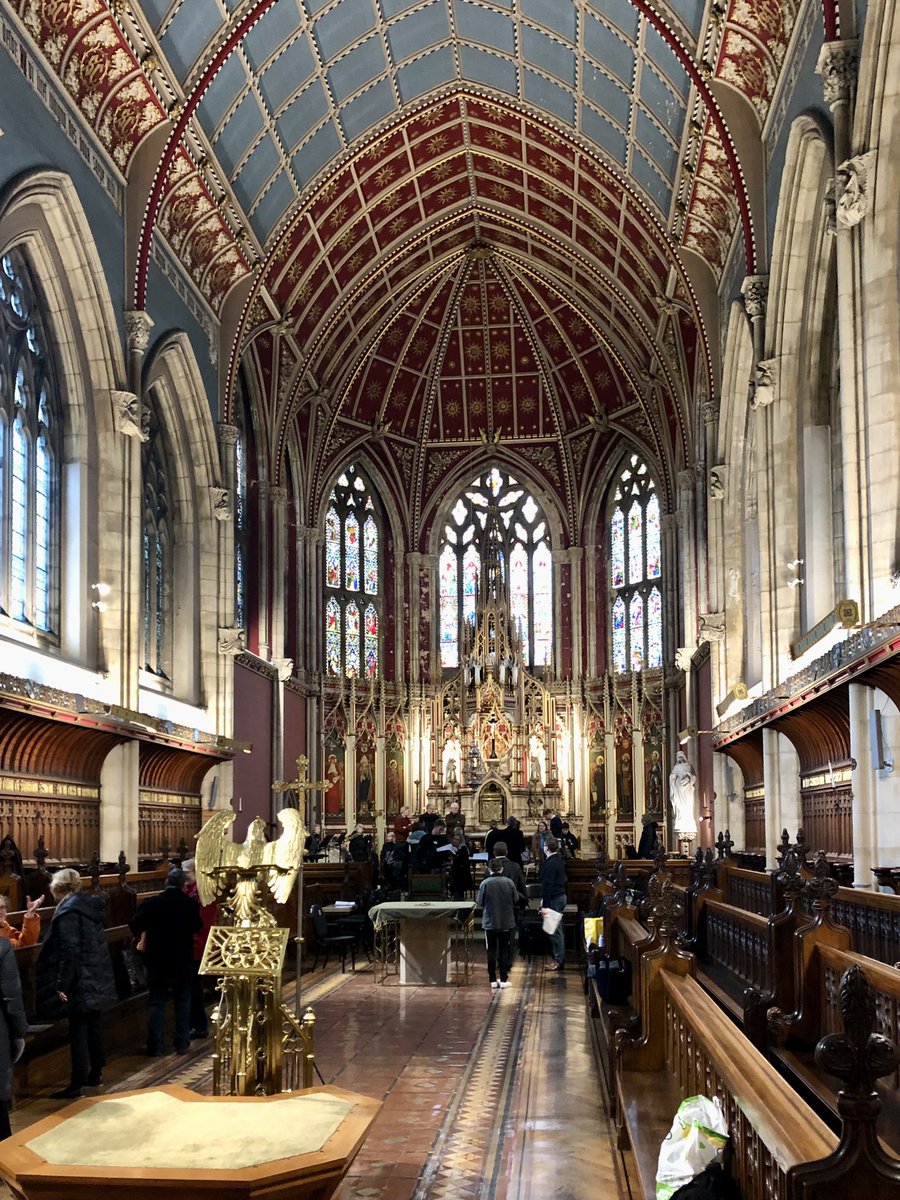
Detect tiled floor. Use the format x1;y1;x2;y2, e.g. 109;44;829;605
7;953;629;1200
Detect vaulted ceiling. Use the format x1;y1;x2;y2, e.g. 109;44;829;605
12;0;810;538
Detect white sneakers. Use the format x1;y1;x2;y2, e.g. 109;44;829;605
490;980;499;989
498;981;511;989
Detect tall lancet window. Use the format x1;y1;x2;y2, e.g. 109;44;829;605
141;400;173;678
0;248;60;634
609;453;663;673
438;466;552;670
323;464;381;677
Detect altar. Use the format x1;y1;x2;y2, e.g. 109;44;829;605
369;900;475;986
0;1084;381;1200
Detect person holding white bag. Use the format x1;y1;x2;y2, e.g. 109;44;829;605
539;837;567;971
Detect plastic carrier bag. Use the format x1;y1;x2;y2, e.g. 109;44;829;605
656;1095;728;1200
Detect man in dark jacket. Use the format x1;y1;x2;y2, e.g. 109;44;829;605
0;939;27;1137
491;841;528;908
37;868;118;1099
540;837;567;970
476;859;518;989
130;868;202;1057
499;815;526;865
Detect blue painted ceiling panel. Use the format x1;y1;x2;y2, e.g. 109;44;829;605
635;109;678;183
396;46;456;102
243;2;307;72
581;67;630;131
459;45;518;95
521;0;577;43
523;68;575;125
340;79;396;143
160;0;222;82
453;2;516;56
196;56;247;133
584;14;634;87
631;147;670;215
387;3;451;63
580;104;627;165
668;0;706;40
586;0;639;42
251;170;296;242
277;81;331;152
639;63;683;132
259;40;317;113
233;134;281;210
521;27;576;88
327;37;389;104
292;121;343;187
314;2;377;60
643;24;688;96
215;93;266;176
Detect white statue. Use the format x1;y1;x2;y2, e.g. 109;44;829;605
445;756;458;787
442;736;461;789
669;751;698;835
528;734;545;789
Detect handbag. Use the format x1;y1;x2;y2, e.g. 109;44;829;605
594;956;632;1004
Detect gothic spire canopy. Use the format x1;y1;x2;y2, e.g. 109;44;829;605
39;0;802;529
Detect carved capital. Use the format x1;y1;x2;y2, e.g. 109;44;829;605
660;513;677;534
209;487;231;521
750;358;778;410
674;646;695;672
123;309;154;355
816;39;858;107
708;465;727;502
698;611;726;644
740;274;768;320
677;468;694;492
836;150;876;229
111;390;148;441
273;657;294;683
268;485;288;507
217;627;245;656
702;399;719;426
217;422;239;447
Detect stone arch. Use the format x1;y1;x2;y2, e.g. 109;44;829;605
0;168;124;668
142;331;221;707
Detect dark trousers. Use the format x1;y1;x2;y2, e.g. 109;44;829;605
0;1102;10;1141
189;960;208;1035
485;929;512;983
68;1010;105;1086
147;973;191;1054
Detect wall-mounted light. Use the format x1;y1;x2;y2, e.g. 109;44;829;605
91;582;111;612
678;726;717;743
786;558;804;571
786;576;804;589
715;681;748;719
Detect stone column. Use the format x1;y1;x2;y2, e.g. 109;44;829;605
374;733;386;846
817;40;870;615
762;728;801;869
848;682;876;888
299;526;322;676
407;552;423;686
215;423;239;742
256;481;273;661
344;732;356;829
100;742;140;866
677;472;696;650
569;546;584;678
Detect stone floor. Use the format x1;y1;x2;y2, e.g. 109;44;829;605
7;953;630;1200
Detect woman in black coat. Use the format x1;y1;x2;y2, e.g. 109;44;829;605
0;938;27;1138
36;869;118;1100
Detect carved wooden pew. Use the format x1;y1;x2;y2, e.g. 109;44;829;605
615;941;900;1197
768;860;900;1157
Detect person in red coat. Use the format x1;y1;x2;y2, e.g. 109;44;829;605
182;858;218;1040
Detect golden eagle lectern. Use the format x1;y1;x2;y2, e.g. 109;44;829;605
196;806;313;1096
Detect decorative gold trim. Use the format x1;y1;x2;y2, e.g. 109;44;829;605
0;776;100;800
139;791;201;807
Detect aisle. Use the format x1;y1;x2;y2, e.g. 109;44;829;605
6;954;628;1200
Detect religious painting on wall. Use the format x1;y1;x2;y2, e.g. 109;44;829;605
323;733;345;825
587;718;606;821
616;734;634;820
385;724;404;821
356;728;374;821
644;739;664;818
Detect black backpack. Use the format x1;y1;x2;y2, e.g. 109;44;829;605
671;1164;741;1200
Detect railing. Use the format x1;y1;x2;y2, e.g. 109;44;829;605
704;899;769;994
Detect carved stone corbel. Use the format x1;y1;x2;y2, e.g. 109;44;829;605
698;612;725;644
708;465;727;502
750;358;777;410
273;657;294;683
112;390;149;441
210;487;231;521
836;151;876;229
217;627;245;656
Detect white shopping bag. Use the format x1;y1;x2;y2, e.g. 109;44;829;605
541;908;563;935
655;1095;728;1200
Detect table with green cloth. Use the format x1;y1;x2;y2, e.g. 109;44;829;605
368;901;475;985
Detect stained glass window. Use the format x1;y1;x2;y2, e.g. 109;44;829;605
439;546;458;667
345;512;359;591
438;467;553;670
0;248;59;633
608;454;664;673
365;604;378;677
323;464;381;677
325;507;340;587
141;399;172;678
325;597;341;675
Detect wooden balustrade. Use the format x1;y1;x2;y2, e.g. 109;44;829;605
138;799;201;859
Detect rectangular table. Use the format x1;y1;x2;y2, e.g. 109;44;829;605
369;901;475;985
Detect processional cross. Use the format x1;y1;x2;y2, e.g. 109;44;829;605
272;755;330;817
271;755;330;1015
